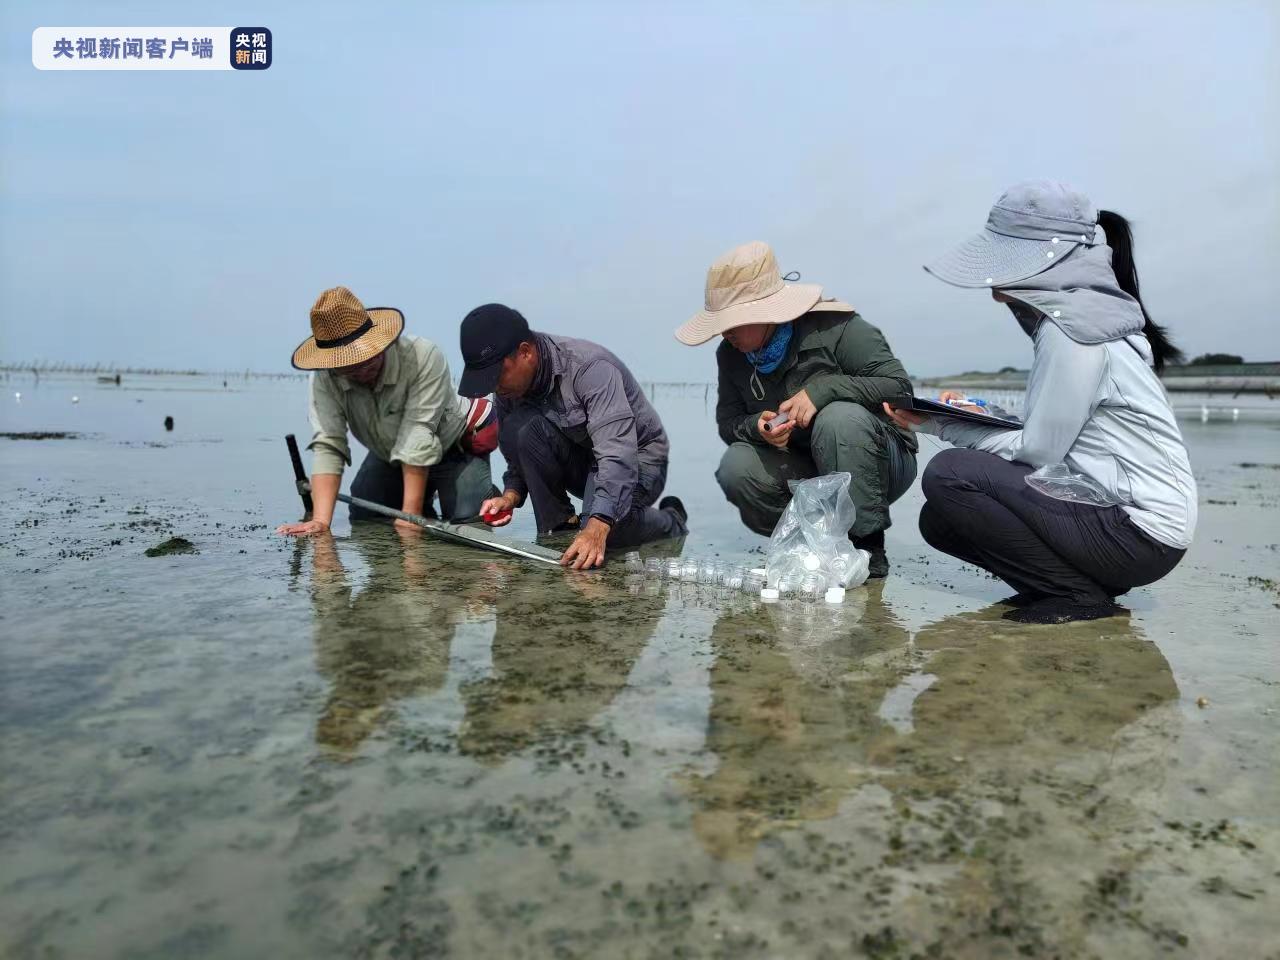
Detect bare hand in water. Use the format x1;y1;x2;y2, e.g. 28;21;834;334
276;519;330;537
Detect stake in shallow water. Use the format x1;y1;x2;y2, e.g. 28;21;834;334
283;434;561;567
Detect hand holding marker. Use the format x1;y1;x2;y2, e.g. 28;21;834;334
763;411;790;432
937;389;993;415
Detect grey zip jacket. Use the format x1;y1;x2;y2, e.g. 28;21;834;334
918;238;1197;548
496;333;669;524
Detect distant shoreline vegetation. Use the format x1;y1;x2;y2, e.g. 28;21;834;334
919;360;1280;394
0;363;307;380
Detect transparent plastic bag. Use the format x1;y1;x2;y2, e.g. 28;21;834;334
829;549;871;588
765;472;872;591
1024;463;1120;507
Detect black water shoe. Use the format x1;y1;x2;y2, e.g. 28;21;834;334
997;593;1043;608
851;531;888;578
1002;598;1126;625
658;495;688;526
549;515;581;534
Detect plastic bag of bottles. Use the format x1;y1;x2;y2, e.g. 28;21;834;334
765;472;871;591
1024;463;1121;507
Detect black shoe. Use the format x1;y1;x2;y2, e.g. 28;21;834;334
851;531;888;579
1002;598;1127;625
658;495;688;526
998;593;1043;609
999;591;1116;609
549;514;581;534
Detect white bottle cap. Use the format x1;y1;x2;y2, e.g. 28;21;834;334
760;587;780;601
824;586;846;604
803;553;821;571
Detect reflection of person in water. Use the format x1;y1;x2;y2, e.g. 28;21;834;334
309;528;499;754
457;575;666;763
686;595;1178;860
895;607;1178;770
686;585;911;860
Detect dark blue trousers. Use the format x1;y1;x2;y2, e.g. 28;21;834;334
506;412;686;549
349;446;494;523
919;448;1184;603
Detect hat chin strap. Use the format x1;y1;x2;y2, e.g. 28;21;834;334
315;318;373;349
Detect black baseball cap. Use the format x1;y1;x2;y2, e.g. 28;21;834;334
458;303;531;397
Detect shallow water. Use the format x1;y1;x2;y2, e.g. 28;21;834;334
2;374;1277;958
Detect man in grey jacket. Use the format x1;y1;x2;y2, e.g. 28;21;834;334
457;304;687;570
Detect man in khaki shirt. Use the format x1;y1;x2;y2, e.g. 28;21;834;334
276;287;495;537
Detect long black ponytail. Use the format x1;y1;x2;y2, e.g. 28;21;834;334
1097;209;1183;371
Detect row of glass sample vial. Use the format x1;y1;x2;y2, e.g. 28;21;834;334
622;553;844;604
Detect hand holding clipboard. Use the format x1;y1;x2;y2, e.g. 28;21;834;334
883;391;1023;431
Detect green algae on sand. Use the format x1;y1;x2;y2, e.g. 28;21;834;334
144;536;198;557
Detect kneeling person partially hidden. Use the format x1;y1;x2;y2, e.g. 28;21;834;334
676;242;918;577
457;304;688;570
277;286;495;537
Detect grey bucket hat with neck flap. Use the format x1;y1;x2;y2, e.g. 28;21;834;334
925;180;1148;346
924;180;1099;289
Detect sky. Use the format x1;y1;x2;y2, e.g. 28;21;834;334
2;1;1277;380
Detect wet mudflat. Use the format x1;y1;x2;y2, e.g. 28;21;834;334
1;375;1277;959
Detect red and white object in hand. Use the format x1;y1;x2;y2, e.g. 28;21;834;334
482;505;513;526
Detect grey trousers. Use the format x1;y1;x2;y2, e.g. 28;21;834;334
349;446;494;523
716;401;917;538
919;448;1185;604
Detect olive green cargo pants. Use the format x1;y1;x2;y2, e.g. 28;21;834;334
715;402;917;538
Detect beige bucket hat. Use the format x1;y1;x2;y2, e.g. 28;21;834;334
675;241;852;346
291;286;405;370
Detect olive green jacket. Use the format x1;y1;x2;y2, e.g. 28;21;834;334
715;310;918;453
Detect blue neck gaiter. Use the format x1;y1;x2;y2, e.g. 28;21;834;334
745;323;793;375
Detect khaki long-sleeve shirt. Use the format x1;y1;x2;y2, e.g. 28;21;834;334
308;334;466;476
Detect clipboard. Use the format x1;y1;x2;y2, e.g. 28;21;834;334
895;396;1023;430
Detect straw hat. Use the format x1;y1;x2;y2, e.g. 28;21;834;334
291;286;405;370
675;241;852;346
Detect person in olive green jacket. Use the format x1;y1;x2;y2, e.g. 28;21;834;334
676;242;918;576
